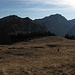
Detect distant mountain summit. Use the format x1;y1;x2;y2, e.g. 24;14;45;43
35;14;74;36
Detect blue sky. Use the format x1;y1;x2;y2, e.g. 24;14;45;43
0;0;75;20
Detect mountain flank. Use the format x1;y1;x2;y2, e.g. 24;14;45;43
0;15;55;44
1;14;75;44
35;14;75;36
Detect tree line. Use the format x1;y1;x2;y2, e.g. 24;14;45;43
65;34;75;39
1;31;56;44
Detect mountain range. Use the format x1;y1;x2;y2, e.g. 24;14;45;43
35;14;75;36
0;14;75;44
0;15;46;33
0;15;48;44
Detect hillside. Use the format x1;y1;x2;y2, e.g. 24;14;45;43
67;19;75;36
0;36;74;75
1;14;75;44
0;15;48;44
35;14;74;36
0;15;47;33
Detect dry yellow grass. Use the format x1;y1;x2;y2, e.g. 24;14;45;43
0;36;75;75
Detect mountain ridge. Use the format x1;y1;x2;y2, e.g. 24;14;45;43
0;15;49;44
0;14;75;44
34;14;75;36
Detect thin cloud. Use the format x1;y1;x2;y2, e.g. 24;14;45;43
1;6;72;12
1;0;75;12
3;0;72;11
1;0;75;6
1;0;75;9
18;0;75;9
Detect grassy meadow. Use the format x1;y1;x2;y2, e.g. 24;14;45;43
0;36;75;75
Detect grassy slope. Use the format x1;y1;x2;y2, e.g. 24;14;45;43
0;36;75;75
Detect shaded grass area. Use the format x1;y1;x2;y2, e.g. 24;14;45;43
47;44;57;47
0;36;74;75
